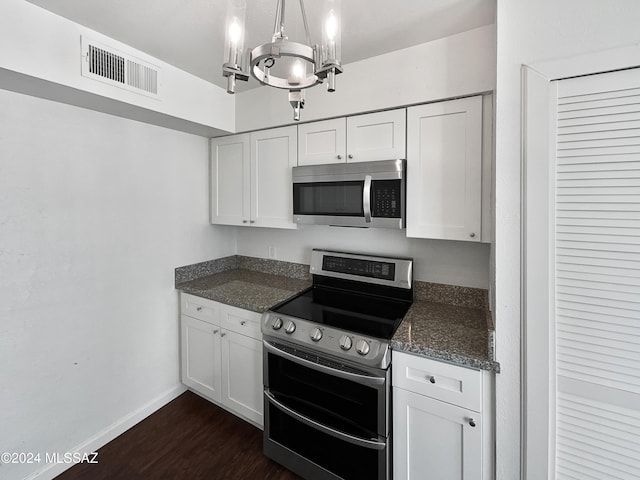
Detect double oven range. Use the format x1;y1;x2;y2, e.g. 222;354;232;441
261;249;413;480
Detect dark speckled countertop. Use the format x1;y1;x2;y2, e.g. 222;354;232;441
175;256;498;372
392;282;499;372
175;256;311;313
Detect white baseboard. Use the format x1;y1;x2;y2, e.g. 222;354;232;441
24;383;187;480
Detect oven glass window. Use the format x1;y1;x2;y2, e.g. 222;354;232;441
267;351;382;438
293;181;364;216
268;403;381;480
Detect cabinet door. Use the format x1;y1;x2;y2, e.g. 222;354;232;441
250;126;298;229
406;96;483;241
181;315;222;403
346;109;406;163
210;134;251;225
297;118;346;165
393;387;482;480
221;330;264;427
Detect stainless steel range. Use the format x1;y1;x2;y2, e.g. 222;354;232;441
261;249;413;480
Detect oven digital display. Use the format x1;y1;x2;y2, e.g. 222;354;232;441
323;255;396;280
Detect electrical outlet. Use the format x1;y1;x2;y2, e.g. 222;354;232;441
268;246;276;259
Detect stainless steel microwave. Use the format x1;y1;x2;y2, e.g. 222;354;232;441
292;159;406;228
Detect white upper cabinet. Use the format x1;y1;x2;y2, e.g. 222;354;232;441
250;126;298;229
297;118;346;165
210;134;251;226
406;96;484;242
297;109;406;166
346;109;406;163
210;126;297;229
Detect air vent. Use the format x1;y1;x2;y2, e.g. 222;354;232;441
81;36;160;98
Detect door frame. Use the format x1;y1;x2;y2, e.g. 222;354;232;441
521;45;640;479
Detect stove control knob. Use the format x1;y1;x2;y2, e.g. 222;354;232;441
284;320;296;334
310;327;323;342
271;317;283;330
339;335;353;351
355;339;371;356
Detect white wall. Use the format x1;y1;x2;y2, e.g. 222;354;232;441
0;0;234;137
0;89;236;480
235;25;496;132
494;1;640;478
237;227;490;288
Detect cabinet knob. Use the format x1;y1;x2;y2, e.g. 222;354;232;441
428;376;436;384
213;329;219;335
469;232;476;238
242;220;248;224
348;154;353;159
468;418;476;427
196;306;203;312
240;320;246;326
250;220;255;224
337;154;342;159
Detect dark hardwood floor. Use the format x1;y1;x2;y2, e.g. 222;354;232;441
55;391;301;480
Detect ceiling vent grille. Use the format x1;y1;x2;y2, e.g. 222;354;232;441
81;36;160;98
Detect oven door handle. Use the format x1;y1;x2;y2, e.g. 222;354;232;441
263;340;385;387
265;390;386;450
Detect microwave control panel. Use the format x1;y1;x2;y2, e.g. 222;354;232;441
372;180;401;218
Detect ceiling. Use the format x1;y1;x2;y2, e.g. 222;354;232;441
26;0;496;92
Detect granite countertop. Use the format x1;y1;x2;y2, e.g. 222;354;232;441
392;282;499;372
175;256;311;313
175;256;498;372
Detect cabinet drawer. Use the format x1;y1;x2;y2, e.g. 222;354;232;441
181;293;219;324
392;351;482;412
220;303;262;339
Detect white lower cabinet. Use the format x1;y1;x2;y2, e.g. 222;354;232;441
180;293;263;427
220;329;263;424
392;351;493;480
393;388;481;480
181;314;222;403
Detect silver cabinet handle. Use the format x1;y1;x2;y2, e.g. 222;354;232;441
337;154;342;159
428;376;436;384
348;154;353;159
470;232;476;238
469;418;476;427
363;175;372;223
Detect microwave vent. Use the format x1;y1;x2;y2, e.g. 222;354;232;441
81;36;160;97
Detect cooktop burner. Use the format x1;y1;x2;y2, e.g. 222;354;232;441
272;286;410;340
261;249;414;369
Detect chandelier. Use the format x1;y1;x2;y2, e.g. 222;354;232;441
222;0;343;121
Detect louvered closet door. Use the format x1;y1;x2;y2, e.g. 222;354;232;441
555;68;640;479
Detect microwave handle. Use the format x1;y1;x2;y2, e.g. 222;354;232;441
363;175;372;223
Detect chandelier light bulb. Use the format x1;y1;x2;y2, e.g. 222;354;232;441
228;19;242;45
289;59;305;85
325;10;338;41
